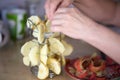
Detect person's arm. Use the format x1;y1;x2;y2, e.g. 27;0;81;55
73;0;120;27
51;7;120;64
83;23;120;64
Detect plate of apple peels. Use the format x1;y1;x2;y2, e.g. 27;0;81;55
65;53;120;80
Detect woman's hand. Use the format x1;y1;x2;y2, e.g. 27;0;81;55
51;8;97;40
45;0;74;20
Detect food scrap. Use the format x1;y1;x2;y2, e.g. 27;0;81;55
65;53;107;80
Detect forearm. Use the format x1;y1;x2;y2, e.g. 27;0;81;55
73;0;120;27
82;23;120;64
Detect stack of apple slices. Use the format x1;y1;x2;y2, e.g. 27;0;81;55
21;16;73;79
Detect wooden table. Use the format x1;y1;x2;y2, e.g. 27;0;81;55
0;37;100;80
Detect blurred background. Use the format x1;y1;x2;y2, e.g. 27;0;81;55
0;0;46;47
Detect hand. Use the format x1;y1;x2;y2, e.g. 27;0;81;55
51;8;97;40
51;7;120;65
44;0;74;20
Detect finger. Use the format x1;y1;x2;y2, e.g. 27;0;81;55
60;1;68;7
73;0;81;4
60;0;71;8
52;12;66;20
56;8;68;13
49;0;62;20
45;0;51;19
51;18;64;26
51;25;63;32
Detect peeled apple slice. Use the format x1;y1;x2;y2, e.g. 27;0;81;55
37;63;49;79
27;16;41;29
61;55;66;66
52;54;61;62
48;38;65;54
23;56;30;66
29;46;40;66
40;44;48;65
50;54;66;66
62;40;73;56
37;24;45;44
45;20;51;32
47;57;61;75
21;39;39;56
32;28;39;38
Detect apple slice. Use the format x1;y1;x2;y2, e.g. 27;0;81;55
61;55;66;66
27;16;41;29
29;46;40;66
37;63;49;79
45;20;51;32
37;24;45;44
47;57;61;75
62;40;73;56
21;39;39;56
32;28;39;38
40;44;48;65
23;56;30;66
48;38;65;54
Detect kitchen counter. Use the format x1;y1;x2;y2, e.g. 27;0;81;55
0;37;100;80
